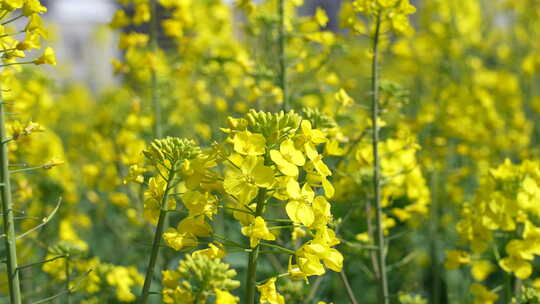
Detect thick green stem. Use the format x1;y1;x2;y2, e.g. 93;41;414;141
0;93;22;304
370;14;389;304
150;0;162;138
245;189;267;304
140;167;176;303
505;271;513;303
277;0;288;111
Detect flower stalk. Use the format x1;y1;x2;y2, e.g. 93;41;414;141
150;0;162;138
0;91;22;304
277;0;288;111
245;189;267;304
370;14;389;304
140;166;176;303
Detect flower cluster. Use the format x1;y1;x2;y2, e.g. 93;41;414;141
42;241;144;303
222;110;342;276
162;251;239;304
344;0;416;36
0;0;55;66
446;159;540;302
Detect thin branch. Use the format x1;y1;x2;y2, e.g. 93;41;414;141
31;269;92;304
339;270;359;304
16;255;67;272
2;14;23;25
16;198;62;240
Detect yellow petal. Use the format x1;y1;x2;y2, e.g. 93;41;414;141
471;260;494;281
322;248;343;272
322;177;335;198
286;201;314;226
270;150;299;176
233;131;265;156
286;178;302;199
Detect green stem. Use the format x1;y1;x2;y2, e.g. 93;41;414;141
65;257;70;304
258;242;295;255
140;167;176;303
1;61;34;68
1;14;23;26
150;0;162;138
17;255;67;271
429;170;441;304
370;14;389;304
339;270;359;304
245;189;267;304
11;164;58;174
0;31;25;39
277;0;288;111
505;272;512;303
213;233;249;249
0;90;22;304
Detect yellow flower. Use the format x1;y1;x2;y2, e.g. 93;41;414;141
25;14;45;35
334;89;354;107
471;260;494;281
17;32;41;50
118;32;149;49
285;179;315;227
444;250;470;270
299;120;326;160
270;139;305;176
23;0;47;16
2;0;23;10
499;255;532;279
325;139;346;156
110;9;130;29
241;216;276;248
288;256;308;281
162;19;183;38
533;278;540;290
315;7;329;27
223;155;274;204
215;289;239;304
233;130;266;156
182;190;218;218
470;283;498;304
178;216;213;237
106;266;143;303
109;192;129;208
311;196;332;228
162;228;197;251
296;251;325;276
355;232;370;243
257;277;285;304
193;242;226;259
143;177;174;224
34;47;56;65
133;3;151;25
296;228;343;276
305;156;334;198
352;0;416;36
162;270;181;289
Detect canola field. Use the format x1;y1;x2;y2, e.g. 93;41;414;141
1;0;540;303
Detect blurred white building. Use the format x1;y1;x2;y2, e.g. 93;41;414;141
43;0;349;91
47;0;118;91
